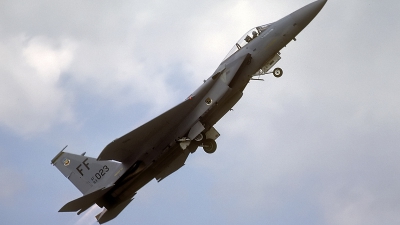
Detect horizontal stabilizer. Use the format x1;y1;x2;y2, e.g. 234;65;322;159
155;149;190;182
96;198;133;224
59;185;114;213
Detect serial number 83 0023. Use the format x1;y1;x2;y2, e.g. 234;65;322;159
91;165;110;184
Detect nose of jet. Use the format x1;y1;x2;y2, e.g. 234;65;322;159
290;0;327;27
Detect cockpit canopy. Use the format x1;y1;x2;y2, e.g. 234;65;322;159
223;23;271;61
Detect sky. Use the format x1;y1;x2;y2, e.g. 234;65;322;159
1;0;400;224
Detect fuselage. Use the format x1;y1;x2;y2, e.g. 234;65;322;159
194;0;328;134
100;0;327;215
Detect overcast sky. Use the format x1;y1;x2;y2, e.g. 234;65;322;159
1;0;400;224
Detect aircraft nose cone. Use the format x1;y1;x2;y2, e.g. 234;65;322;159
291;0;327;27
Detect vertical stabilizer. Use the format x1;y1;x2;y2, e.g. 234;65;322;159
51;150;121;195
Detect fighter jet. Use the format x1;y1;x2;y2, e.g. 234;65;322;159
51;0;327;223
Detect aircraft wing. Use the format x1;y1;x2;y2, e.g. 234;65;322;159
97;100;194;162
154;144;191;182
97;78;218;162
98;54;252;163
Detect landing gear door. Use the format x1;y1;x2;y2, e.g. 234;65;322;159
205;126;220;140
253;53;281;76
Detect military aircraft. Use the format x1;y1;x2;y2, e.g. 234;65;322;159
51;0;327;223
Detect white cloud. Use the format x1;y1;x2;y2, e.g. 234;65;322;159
0;35;75;136
66;39;179;112
23;37;74;81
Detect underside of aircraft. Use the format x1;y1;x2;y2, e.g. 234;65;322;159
51;0;327;223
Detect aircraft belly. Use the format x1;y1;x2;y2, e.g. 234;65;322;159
52;0;328;223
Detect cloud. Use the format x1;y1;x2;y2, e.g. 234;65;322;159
0;35;75;136
0;0;311;135
23;37;74;80
1;0;400;225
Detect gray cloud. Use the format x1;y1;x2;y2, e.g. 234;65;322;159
1;0;400;224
